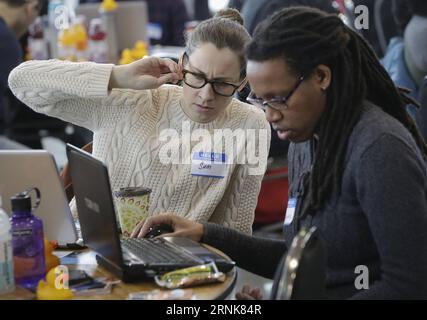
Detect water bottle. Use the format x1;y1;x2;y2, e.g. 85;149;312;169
88;18;109;63
47;0;63;59
0;197;15;294
73;16;89;61
10;188;46;290
99;0;119;63
57;27;76;61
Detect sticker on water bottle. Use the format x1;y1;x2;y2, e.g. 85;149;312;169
0;241;15;293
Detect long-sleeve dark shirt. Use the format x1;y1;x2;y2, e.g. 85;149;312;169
240;0;336;35
144;0;189;46
0;16;22;128
202;102;427;299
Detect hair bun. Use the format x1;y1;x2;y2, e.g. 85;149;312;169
214;8;245;26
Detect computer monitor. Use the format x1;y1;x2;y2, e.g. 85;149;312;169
76;1;149;52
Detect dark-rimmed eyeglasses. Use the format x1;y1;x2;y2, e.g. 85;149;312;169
181;52;246;97
246;75;305;111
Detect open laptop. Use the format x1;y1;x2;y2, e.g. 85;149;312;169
76;1;149;52
0;150;78;245
66;144;235;282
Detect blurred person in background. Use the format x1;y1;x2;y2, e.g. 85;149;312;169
0;0;42;149
183;0;211;21
229;0;336;35
352;0;401;57
228;0;243;11
382;0;427;118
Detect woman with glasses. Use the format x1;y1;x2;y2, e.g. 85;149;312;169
132;6;427;299
8;8;270;234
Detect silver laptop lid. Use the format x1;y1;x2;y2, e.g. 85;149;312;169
0;150;77;244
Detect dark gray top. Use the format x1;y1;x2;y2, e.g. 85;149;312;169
202;102;427;299
0;16;22;127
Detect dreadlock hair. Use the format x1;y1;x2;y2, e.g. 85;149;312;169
246;6;427;215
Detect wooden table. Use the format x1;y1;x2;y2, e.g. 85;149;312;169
0;246;237;300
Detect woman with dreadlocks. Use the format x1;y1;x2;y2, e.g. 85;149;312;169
132;6;427;299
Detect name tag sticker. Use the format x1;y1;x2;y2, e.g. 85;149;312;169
284;197;297;226
191;152;227;179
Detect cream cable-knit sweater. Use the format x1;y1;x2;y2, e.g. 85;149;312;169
8;59;270;234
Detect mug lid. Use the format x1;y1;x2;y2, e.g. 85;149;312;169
114;187;152;197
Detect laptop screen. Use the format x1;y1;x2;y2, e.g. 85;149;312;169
0;150;77;244
66;144;124;267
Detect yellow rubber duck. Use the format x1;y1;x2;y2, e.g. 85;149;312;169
101;0;117;12
36;267;74;300
58;28;77;61
44;238;60;271
119;49;135;65
73;23;88;52
132;41;148;60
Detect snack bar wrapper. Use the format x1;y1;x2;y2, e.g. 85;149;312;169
154;262;226;289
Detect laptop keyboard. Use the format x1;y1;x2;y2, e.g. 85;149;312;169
121;238;201;264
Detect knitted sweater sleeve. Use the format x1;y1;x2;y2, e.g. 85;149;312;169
7;59;151;131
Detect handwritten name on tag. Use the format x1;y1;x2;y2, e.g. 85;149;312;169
191;152;227;179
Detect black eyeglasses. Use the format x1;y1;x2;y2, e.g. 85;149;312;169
246;75;305;111
181;52;245;97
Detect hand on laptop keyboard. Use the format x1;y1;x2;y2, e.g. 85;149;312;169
131;214;204;242
144;224;174;239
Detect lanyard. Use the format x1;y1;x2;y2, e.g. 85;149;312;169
291;139;317;234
